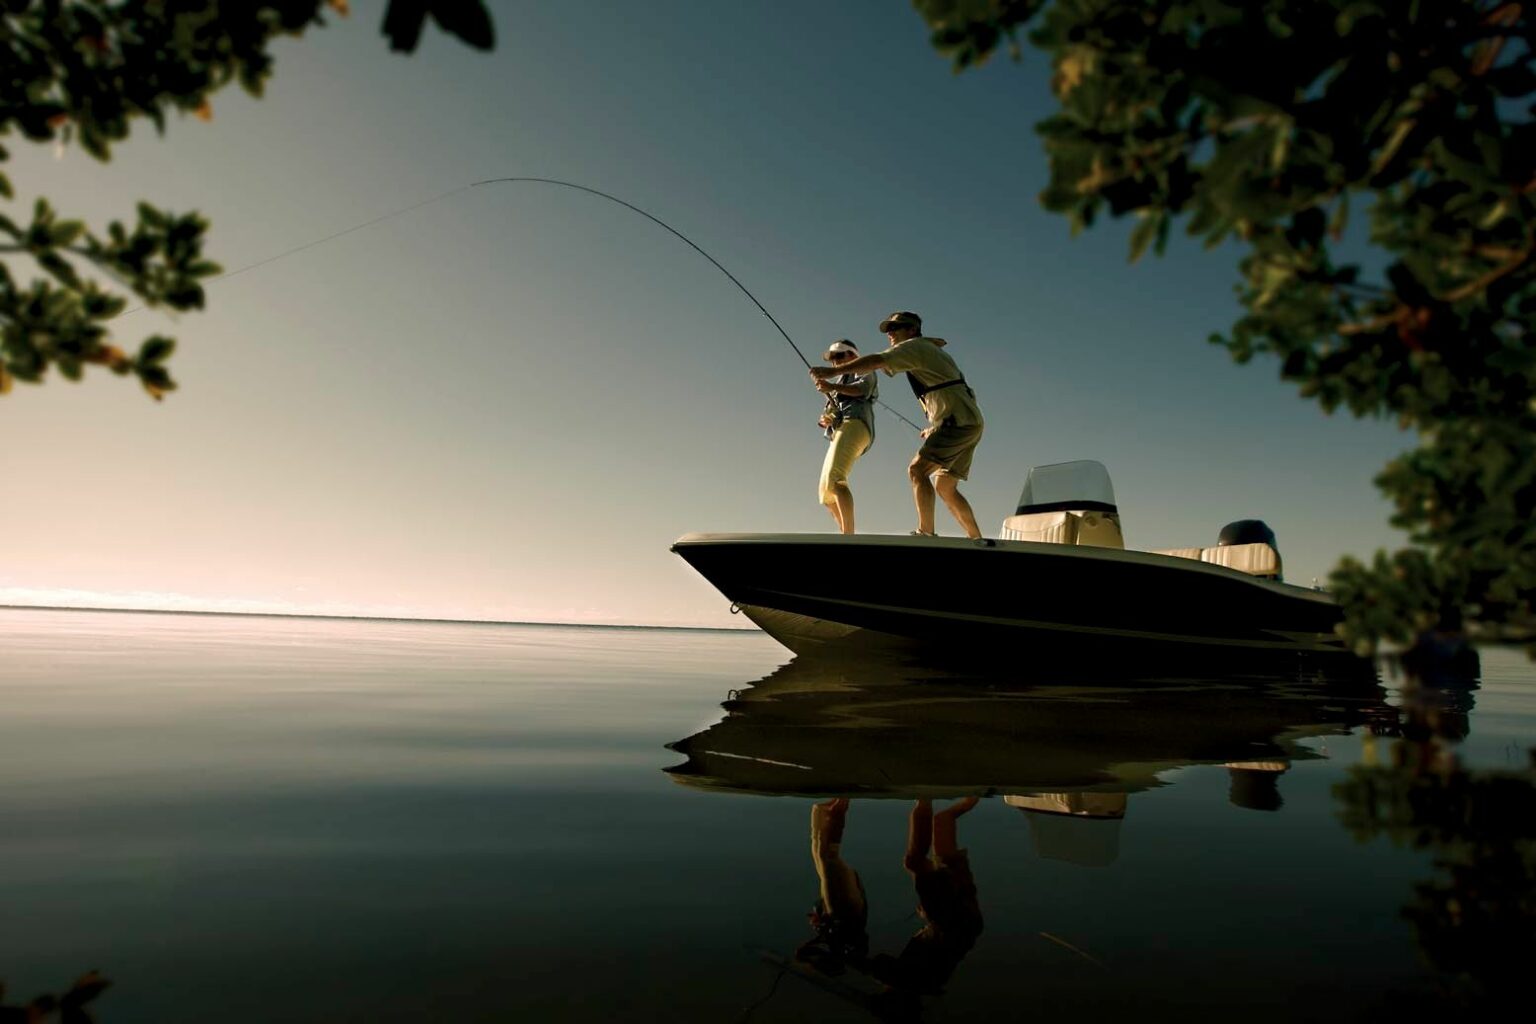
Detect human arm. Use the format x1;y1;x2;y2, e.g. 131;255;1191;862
809;352;888;380
815;379;869;396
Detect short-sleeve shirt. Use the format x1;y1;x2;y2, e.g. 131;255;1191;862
829;371;878;438
881;337;983;428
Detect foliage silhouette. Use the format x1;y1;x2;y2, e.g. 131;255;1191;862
0;0;492;400
1337;688;1535;1007
0;970;109;1023
913;0;1536;652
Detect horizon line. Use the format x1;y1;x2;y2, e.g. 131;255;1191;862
0;603;760;634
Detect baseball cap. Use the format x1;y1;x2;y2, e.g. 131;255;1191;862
878;310;922;333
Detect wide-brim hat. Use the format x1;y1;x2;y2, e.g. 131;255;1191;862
878;310;922;333
823;339;859;360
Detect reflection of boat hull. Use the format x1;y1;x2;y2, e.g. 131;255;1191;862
673;533;1353;663
665;655;1389;800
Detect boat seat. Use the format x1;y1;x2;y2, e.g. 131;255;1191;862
1201;542;1282;580
1000;510;1074;544
1000;510;1124;549
1151;547;1203;561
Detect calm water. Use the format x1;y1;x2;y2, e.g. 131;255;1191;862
2;608;1533;1021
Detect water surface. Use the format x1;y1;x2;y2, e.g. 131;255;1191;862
2;609;1532;1021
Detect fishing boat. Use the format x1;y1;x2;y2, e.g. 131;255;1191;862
673;460;1357;665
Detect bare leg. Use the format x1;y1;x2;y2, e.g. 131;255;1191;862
908;456;939;535
824;500;845;533
933;796;979;859
934;471;982;539
812;797;851;857
903;798;934;874
809;798;866;927
829;482;856;535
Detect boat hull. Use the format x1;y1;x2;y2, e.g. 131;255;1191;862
672;532;1355;665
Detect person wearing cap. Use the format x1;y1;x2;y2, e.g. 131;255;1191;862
814;339;878;534
809;311;984;539
862;796;983;1000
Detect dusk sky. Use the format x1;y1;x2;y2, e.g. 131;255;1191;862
0;1;1411;627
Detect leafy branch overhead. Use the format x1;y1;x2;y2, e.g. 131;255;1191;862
914;0;1536;652
0;970;111;1023
0;0;493;400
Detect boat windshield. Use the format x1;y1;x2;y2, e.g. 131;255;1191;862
1016;460;1117;514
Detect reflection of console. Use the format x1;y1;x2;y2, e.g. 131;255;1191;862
1005;793;1128;867
665;653;1389;801
1224;760;1290;811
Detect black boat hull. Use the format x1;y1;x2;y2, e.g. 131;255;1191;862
672;532;1355;665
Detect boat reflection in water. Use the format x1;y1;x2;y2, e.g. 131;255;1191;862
664;654;1396;1019
666;655;1389;801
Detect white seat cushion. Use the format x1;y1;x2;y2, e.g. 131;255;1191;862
1000;510;1125;548
1151;547;1204;560
1000;511;1076;544
1201;542;1282;578
1074;512;1124;549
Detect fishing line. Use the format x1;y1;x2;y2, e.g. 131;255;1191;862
472;177;813;371
121;176;924;431
216;184;477;288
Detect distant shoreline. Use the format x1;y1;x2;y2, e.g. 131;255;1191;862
0;603;760;634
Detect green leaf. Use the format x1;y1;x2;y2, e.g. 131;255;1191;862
1128;212;1160;263
429;1;494;50
1371;119;1415;178
138;337;175;364
38;252;81;288
382;0;429;52
1287;207;1326;249
1328;191;1350;240
52;219;84;246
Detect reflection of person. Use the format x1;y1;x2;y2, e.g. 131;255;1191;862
809;311;983;538
814;340;878;535
796;798;869;973
867;797;983;997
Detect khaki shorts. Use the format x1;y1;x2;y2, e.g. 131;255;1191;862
917;421;983;480
819;420;872;505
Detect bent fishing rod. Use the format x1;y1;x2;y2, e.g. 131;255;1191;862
129;176;925;431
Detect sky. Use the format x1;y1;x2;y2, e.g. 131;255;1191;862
0;1;1413;627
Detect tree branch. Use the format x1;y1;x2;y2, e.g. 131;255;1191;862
1470;3;1523;76
1442;243;1532;302
1338;311;1397;336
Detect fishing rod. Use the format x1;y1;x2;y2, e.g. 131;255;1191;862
126;176;925;431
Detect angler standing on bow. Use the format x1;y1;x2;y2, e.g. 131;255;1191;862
809;311;984;539
814;339;879;535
